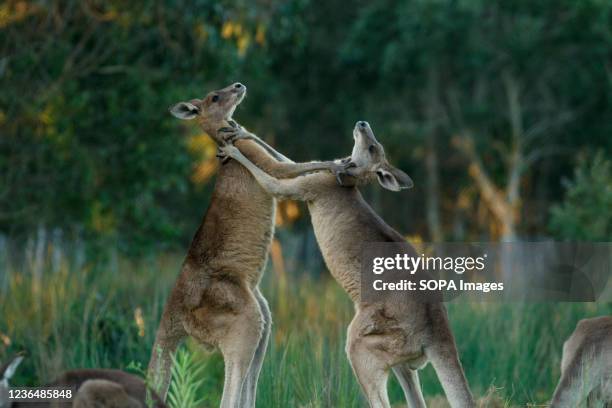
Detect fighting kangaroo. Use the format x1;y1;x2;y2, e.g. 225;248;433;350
218;121;475;408
0;355;166;407
551;316;612;407
148;83;344;407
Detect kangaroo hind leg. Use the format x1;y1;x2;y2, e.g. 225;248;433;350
218;290;264;408
239;287;272;408
346;312;394;408
392;364;426;408
425;337;475;408
147;301;186;402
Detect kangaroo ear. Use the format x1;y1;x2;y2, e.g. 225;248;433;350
2;356;23;381
376;166;413;191
169;100;201;120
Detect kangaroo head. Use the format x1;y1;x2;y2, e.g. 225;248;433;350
347;121;413;191
169;82;246;141
0;355;23;408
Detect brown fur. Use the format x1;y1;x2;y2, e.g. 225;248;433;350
219;121;475;408
148;83;342;408
72;380;141;408
551;316;612;407
50;369;165;408
0;358;165;408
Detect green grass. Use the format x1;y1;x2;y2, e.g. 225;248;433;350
0;251;610;407
167;347;207;408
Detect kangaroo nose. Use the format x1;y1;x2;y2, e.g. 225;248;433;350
358;121;368;128
234;83;243;89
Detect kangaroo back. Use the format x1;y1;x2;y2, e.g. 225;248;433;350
551;316;612;407
73;379;141;408
52;369;166;408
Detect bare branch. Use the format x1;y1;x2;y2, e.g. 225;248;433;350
522;146;572;172
506;145;522;207
502;70;524;143
523;110;576;144
452;132;514;224
444;87;467;133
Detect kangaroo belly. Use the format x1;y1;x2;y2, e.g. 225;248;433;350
186;162;276;287
308;200;366;302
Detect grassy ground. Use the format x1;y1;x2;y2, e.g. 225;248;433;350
0;252;610;407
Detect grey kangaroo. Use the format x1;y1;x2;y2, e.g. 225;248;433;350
148;83;344;407
218;121;476;408
0;355;166;407
551;316;612;407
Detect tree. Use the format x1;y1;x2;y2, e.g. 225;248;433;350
550;152;612;241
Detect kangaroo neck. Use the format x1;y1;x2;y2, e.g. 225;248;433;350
200;117;235;144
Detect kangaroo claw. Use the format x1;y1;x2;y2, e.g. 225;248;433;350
336;173;344;185
217;125;247;144
216;149;231;164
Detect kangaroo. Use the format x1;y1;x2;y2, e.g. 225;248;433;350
0;355;21;408
218;120;476;408
148;82;344;407
0;355;166;408
551;316;612;407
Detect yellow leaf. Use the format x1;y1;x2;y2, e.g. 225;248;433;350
192;159;218;185
221;21;234;39
194;22;208;43
237;34;251;56
255;24;266;46
134;307;145;337
0;332;10;346
233;23;243;37
186;133;216;158
90;202;116;233
39;105;54;126
0;1;41;28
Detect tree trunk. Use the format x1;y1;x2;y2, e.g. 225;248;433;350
424;69;443;242
0;234;7;295
425;137;443;242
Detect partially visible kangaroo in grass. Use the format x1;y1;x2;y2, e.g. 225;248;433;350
0;355;166;407
551;316;612;407
218;121;476;408
148;83;344;407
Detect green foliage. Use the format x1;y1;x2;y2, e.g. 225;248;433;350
0;0;265;252
1;251;611;406
1;0;611;249
167;348;206;408
550;152;612;240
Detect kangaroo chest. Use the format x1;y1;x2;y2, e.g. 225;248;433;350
188;162;276;286
308;199;362;302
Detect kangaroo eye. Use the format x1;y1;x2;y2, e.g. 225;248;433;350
212;95;220;103
368;145;376;153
